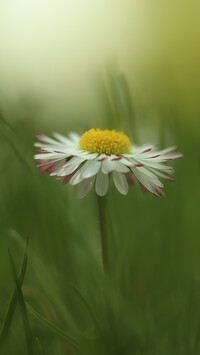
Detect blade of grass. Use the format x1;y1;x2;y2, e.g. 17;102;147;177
10;230;78;333
110;73;135;140
35;337;43;355
25;302;80;350
0;110;14;131
8;248;34;355
0;113;32;172
72;285;100;331
104;71;136;141
0;237;29;349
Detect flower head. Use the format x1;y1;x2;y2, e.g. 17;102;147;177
34;128;182;199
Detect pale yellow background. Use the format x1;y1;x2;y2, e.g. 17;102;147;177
0;0;199;123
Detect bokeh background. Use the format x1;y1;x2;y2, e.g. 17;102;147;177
0;1;200;354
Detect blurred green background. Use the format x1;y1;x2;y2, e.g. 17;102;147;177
0;1;200;354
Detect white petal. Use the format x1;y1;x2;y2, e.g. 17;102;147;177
137;152;182;162
113;162;130;173
95;169;109;196
113;172;128;195
159;146;177;154
132;169;155;194
52;132;73;145
51;163;80;177
132;167;163;195
77;177;94;199
34;152;67;160
35;134;60;145
67;156;86;165
149;167;174;181
81;160;101;179
69;167;85;185
97;154;108;161
69;150;98;160
68;132;81;144
82;153;99;159
133;166;164;188
130;144;156;155
102;160;129;173
69;160;100;185
50;156;84;176
36;157;65;166
34;143;72;151
133;158;173;171
119;157;133;166
102;159;112;174
109;155;132;165
161;153;183;161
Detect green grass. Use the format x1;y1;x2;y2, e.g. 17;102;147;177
0;77;200;355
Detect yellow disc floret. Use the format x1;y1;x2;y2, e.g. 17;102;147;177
79;128;132;155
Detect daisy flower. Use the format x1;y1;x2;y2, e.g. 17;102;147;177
34;128;182;199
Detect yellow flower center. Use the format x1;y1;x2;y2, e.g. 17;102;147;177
79;128;132;155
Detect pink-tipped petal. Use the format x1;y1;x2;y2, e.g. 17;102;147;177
62;167;81;184
131;164;144;168
141;148;152;154
147;154;161;159
34;134;44;141
97;157;107;162
166;177;175;182
125;172;135;185
111;157;123;161
77;177;94;199
34;158;45;163
39;162;54;175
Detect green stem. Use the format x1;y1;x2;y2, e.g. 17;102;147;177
97;195;110;274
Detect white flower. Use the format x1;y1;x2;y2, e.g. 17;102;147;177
34;129;182;199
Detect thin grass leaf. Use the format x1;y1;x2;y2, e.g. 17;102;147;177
103;72;119;128
0;237;29;350
25;302;80;350
0;110;14;131
106;71;136;140
118;74;137;142
72;285;100;331
8;248;34;355
11;230;78;333
35;337;43;355
0;113;32;172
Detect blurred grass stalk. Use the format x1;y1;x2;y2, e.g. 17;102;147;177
8;247;34;355
0;238;29;351
103;71;136;141
0;110;32;172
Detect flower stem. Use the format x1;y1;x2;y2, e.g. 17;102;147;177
97;195;110;274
